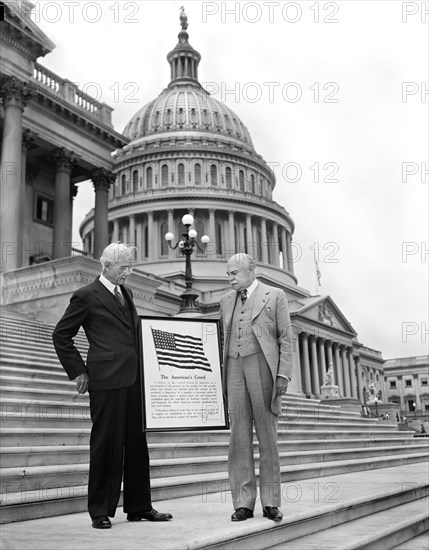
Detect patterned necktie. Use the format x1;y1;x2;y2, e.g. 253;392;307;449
114;286;124;307
240;289;248;305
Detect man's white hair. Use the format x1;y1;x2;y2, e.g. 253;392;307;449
100;242;137;268
227;253;256;270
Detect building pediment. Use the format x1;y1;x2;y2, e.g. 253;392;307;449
3;1;55;60
289;295;357;337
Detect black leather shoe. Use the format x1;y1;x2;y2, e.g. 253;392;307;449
263;506;283;521
127;508;172;522
231;507;254;521
92;515;111;529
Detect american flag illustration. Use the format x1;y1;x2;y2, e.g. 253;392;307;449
151;328;212;372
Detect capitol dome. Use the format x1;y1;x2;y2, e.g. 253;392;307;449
80;10;297;311
123;88;254;150
122;16;253;150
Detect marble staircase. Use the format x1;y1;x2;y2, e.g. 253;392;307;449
1;306;428;548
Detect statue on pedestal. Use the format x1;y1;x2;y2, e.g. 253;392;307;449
320;362;340;399
366;383;382;404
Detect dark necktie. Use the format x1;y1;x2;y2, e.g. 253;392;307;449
114;286;124;307
240;289;248;305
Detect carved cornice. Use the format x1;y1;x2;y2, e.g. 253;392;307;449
92;168;116;192
0;16;51;61
0;75;33;107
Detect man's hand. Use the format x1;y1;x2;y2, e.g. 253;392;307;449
74;373;89;394
276;376;289;396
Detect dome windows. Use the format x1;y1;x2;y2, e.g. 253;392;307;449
211;164;218;186
161;164;169;187
225;167;232;189
146;166;153;189
178;163;185;185
194;163;202;185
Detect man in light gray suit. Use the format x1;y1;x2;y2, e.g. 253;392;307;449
219;253;293;522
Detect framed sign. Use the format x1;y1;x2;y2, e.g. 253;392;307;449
140;316;228;432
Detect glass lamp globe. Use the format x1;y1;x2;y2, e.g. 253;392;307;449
165;232;174;242
182;214;194;226
201;235;210;244
188;229;197;239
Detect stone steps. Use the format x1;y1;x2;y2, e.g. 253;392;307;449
0;464;427;547
2;440;427;471
3;438;427;467
0;306;427;533
1;450;427;499
392;532;429;550
267;502;429;549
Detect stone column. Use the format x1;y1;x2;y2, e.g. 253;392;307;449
128;215;136;246
260;217;268;264
354;355;363;403
301;332;312;397
112;219;119;242
285;231;293;274
0;76;32;271
318;338;327;384
333;343;344;396
348;348;358;398
136;220;143;259
280;227;287;269
52;148;74;259
326;340;334;374
168;209;175;259
92;168;115;259
209;208;216;254
309;335;320;398
272;222;280;266
341;345;351;397
147;211;154;260
228;211;235;255
246;213;253;255
20;129;35;266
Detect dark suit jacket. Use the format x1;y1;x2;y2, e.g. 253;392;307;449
52;277;140;391
219;281;294;414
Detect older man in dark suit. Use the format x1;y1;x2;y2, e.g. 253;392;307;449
219;253;293;522
52;243;172;529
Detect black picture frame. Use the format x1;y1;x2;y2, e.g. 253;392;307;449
139;316;228;432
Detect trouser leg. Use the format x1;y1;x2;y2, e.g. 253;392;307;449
244;352;281;507
226;356;257;509
88;388;127;518
123;371;152;513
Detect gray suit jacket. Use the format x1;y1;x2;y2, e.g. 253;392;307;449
219;281;294;414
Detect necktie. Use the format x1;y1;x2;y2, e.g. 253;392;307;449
240;289;247;305
114;286;124;307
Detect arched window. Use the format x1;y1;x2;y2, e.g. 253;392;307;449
225;167;232;189
211;164;218;186
146;167;153;189
160;221;168;256
239;170;245;191
194;163;201;185
250;174;255;194
161;164;168;187
259;178;263;195
215;221;223;255
133;170;138;193
178;163;185;186
121;174;126;195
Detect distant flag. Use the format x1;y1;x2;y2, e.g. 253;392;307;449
315;258;322;287
313;241;322;289
151;328;212;372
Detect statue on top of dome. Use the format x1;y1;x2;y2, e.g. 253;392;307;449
180;6;188;30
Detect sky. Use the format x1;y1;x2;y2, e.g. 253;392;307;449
32;0;428;359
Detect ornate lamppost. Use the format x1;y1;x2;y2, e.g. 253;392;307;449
165;214;209;314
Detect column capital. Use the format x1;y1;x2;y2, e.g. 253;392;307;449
22;129;37;152
0;75;33;109
52;147;75;173
92;168;115;192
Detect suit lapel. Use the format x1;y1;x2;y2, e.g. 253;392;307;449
223;291;238;331
251;282;270;320
93;278;128;324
